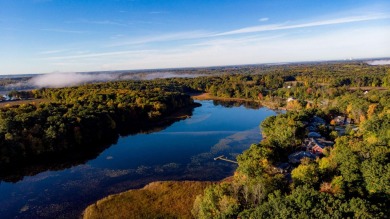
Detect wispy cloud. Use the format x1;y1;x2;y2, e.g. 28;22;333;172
110;34;125;40
188;34;285;47
32;0;52;3
259;17;269;22
149;11;169;14
42;49;155;60
98;26;390;71
107;30;214;47
39;49;68;55
20;10;390;74
66;19;127;26
41;28;88;34
216;13;389;36
105;13;388;47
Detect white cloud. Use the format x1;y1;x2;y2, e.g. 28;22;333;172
66;19;127;26
104;13;389;48
6;10;389;75
149;11;169;14
40;28;88;34
29;24;389;74
38;49;68;55
259;17;269;22
107;30;214;47
42;50;155;60
97;26;390;71
215;13;389;36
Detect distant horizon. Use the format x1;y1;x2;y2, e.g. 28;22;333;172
1;0;390;75
1;56;389;76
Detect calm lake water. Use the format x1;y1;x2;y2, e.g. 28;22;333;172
0;100;276;218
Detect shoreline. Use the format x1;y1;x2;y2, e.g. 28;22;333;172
191;92;286;110
83;177;234;219
82;180;215;219
191;92;256;102
81;96;281;218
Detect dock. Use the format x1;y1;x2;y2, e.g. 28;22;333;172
214;155;238;164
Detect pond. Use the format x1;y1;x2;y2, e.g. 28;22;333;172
0;100;277;218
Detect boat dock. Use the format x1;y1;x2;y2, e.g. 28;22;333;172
214;155;238;164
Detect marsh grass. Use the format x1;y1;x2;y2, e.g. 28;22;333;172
83;181;213;219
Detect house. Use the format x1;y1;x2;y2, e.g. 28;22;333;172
288;151;316;164
311;138;334;155
332;115;353;126
312;144;324;154
333;116;346;125
335;126;346;135
273;163;292;173
303;138;316;151
303;137;334;155
306;125;317;132
308;132;321;138
287;97;296;102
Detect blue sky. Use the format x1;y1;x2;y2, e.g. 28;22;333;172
0;0;389;75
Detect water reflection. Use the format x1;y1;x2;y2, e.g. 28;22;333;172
0;100;276;219
212;100;262;109
0;105;197;183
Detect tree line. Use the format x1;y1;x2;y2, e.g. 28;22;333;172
0;80;196;168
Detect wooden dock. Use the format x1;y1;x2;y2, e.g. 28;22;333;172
214;155;238;164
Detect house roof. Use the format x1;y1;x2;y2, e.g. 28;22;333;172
276;162;291;170
288;151;316;163
307;125;317;132
313;138;334;148
312;116;326;125
308;132;322;138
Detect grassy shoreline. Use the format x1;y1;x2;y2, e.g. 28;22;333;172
83;181;214;219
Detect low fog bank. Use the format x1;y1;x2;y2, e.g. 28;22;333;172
366;59;390;65
2;71;206;90
29;73;119;88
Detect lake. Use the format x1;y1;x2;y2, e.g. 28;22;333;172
0;100;277;218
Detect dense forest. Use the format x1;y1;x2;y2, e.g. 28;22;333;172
0;80;197;170
192;105;389;218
